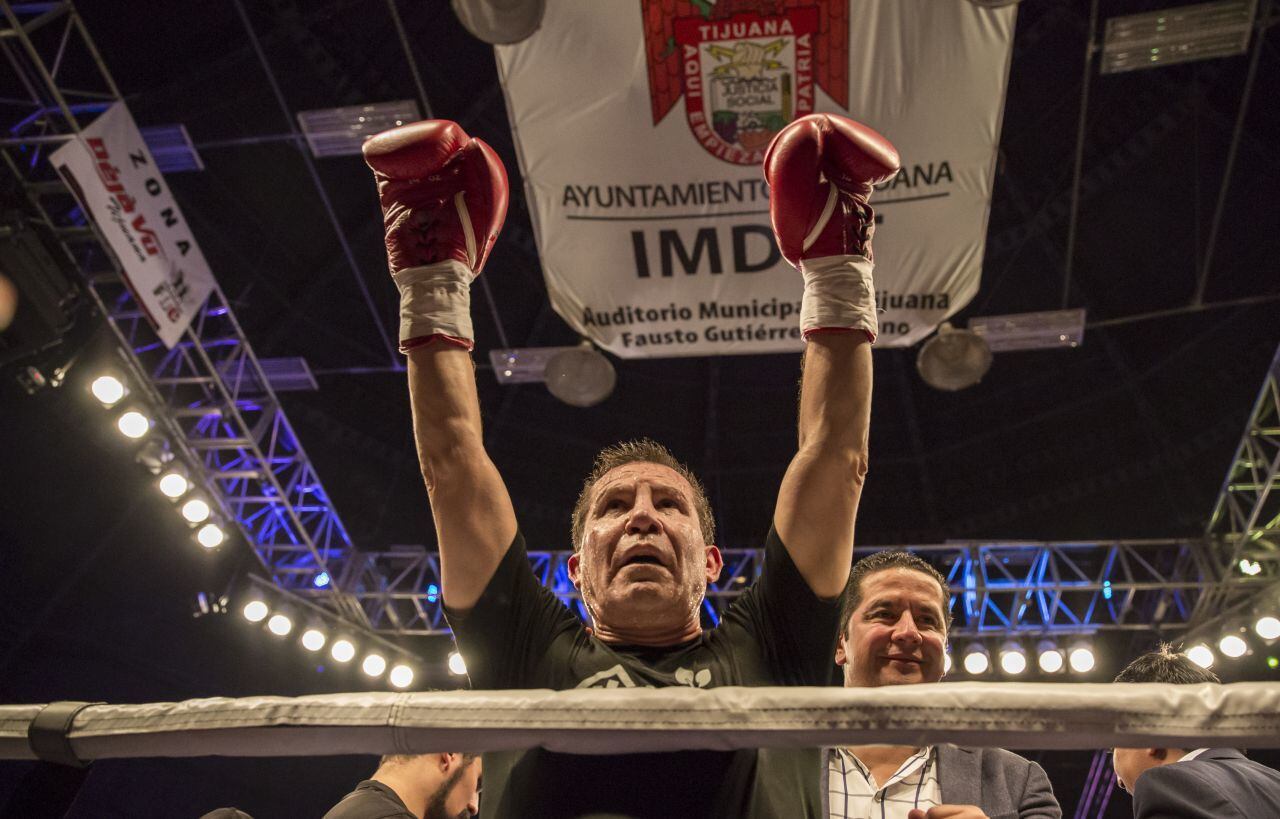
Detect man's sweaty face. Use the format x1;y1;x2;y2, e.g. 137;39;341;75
571;463;714;636
836;568;948;688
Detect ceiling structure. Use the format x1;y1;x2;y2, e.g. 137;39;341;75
1;0;1279;816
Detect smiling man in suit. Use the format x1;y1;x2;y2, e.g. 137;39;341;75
1112;646;1280;818
828;550;1062;819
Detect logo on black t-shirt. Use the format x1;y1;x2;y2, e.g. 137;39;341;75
575;663;713;689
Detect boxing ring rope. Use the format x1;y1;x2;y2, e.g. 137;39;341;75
4;683;1280;765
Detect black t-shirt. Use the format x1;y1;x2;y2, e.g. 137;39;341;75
446;526;840;819
322;780;414;819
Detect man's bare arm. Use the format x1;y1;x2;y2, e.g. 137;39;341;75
763;114;897;598
774;334;871;598
363;120;515;612
408;345;517;612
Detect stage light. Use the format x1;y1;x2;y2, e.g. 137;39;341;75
1037;641;1065;674
998;642;1027;675
196;523;224;548
1068;643;1096;673
1269;656;1279;670
242;599;269;623
331;639;356;663
267;613;293;636
1255;616;1280;641
362;653;387;677
389;664;414;689
962;644;989;675
1185;643;1215;669
943;651;952;675
916;323;993;391
181;498;211;523
448;651;468;676
1219;633;1247;658
313;571;331;588
1239;559;1262;576
91;375;126;406
301;628;326;652
158;471;190;498
117;410;150;438
544;342;617;407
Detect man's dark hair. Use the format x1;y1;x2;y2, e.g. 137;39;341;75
1114;643;1222;684
839;550;953;637
570;438;715;551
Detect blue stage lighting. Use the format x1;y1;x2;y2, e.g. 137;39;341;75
427;583;440;603
313;571;331;588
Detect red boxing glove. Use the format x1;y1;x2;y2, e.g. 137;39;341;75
763;114;899;342
363;120;509;352
763;114;899;267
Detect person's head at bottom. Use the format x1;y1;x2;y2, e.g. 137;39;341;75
568;439;723;646
376;752;481;819
1110;646;1220;793
835;550;952;688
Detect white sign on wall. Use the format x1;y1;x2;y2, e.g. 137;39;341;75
51;102;214;348
496;0;1016;357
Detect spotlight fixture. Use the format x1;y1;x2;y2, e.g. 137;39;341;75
962;643;990;675
1255;616;1280;641
1068;642;1096;674
117;409;151;439
313;571;331;589
998;641;1027;675
1036;641;1065;674
331;639;356;663
448;650;468;676
196;522;225;549
943;651;952;675
362;653;387;677
242;599;269;623
916;323;993;391
543;342;617;408
1185;643;1215;669
90;374;126;406
301;628;327;652
267;612;294;637
181;497;211;523
389;664;415;689
1219;632;1248;659
158;471;190;498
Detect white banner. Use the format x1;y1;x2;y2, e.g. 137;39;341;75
51;102;214;348
496;0;1016;357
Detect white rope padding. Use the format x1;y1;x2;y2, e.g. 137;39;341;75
3;682;1279;761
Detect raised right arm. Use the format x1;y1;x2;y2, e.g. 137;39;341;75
408;345;516;610
364;121;516;610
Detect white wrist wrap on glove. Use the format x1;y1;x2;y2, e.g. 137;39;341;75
392;259;475;350
799;254;878;342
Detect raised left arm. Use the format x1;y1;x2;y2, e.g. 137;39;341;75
763;114;898;598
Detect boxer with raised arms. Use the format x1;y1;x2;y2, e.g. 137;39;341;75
363;113;898;818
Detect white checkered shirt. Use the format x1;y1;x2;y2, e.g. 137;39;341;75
828;746;941;819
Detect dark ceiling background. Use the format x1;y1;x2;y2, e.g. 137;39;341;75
2;0;1280;816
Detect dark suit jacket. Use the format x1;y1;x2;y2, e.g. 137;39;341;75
936;745;1061;819
1131;748;1280;819
822;745;1061;818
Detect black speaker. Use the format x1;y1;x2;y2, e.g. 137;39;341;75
0;213;80;369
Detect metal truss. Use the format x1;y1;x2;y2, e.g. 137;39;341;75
1191;342;1280;634
0;0;403;636
347;537;1274;637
